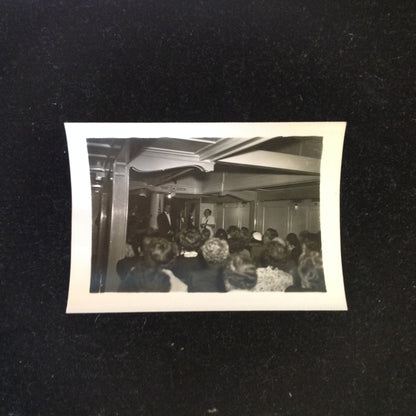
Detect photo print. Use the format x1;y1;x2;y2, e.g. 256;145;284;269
66;122;347;312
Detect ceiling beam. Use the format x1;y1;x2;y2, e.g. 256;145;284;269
218;150;321;174
151;168;195;186
197;137;274;161
129;147;214;172
201;172;319;193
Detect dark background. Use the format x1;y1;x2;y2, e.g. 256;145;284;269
1;1;415;415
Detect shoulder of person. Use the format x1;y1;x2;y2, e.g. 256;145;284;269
162;269;188;292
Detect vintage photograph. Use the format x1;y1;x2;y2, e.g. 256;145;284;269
66;123;346;312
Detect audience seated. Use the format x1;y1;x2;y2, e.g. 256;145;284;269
240;227;251;245
249;231;264;265
116;225;325;293
201;228;211;242
263;228;278;244
119;237;186;292
188;238;228;292
263;238;297;274
170;228;205;286
227;225;241;239
227;236;250;258
254;239;294;291
302;232;322;255
224;253;257;291
116;236;154;280
214;228;228;241
286;233;302;265
286;251;326;292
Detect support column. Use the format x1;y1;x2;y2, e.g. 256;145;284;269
105;143;130;292
149;192;163;230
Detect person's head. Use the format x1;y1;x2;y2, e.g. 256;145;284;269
224;253;257;291
286;233;301;250
302;232;321;255
164;204;171;213
263;239;288;268
179;228;202;252
298;252;326;291
241;227;250;239
201;238;229;265
251;231;263;243
227;225;241;239
203;209;212;217
263;228;278;244
201;228;211;241
214;228;228;240
228;237;247;254
145;237;177;267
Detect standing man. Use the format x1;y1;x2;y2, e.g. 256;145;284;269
157;203;173;239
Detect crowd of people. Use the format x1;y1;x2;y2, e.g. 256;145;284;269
117;220;326;293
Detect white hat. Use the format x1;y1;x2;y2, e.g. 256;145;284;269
252;232;262;242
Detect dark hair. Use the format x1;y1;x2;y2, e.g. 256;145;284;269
145;237;177;267
228;237;247;254
214;228;228;240
227;225;241;239
263;240;288;268
204;208;212;215
201;228;211;240
286;233;301;249
298;252;326;291
241;227;250;240
179;228;202;252
224;253;257;290
264;228;278;242
303;232;321;253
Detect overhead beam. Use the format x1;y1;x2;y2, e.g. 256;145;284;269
197;137;274;161
218;150;321;174
225;191;258;201
129;147;214;172
201;172;319;194
257;185;320;201
151;168;195;187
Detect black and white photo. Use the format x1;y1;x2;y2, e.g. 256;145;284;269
66;122;346;312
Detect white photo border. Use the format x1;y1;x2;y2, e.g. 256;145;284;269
65;122;347;313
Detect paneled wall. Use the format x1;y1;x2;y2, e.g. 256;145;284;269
257;200;320;235
216;202;250;230
212;199;320;236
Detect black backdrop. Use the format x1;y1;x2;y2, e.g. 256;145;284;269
1;1;415;415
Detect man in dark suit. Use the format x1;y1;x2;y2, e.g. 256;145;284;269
157;203;173;238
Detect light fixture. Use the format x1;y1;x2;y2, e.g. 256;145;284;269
292;200;301;210
167;186;176;199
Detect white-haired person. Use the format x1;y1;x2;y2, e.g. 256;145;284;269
188;238;229;292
